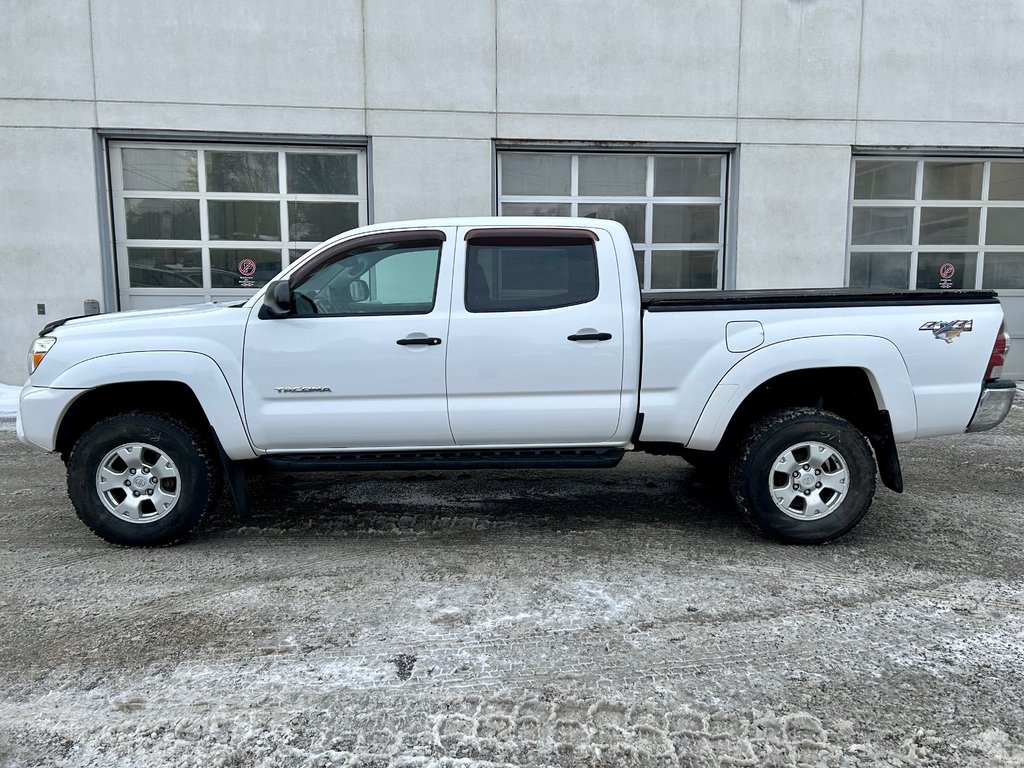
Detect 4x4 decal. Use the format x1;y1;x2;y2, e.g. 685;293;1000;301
919;320;973;344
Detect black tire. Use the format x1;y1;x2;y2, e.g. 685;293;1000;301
729;408;876;544
66;411;222;546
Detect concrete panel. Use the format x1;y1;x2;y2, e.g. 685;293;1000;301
0;99;96;129
738;0;862;120
738;118;856;146
96;101;366;137
0;128;104;384
0;0;94;100
365;0;495;112
734;144;851;289
497;113;738;144
859;0;1024;123
91;0;364;109
854;119;1024;149
367;109;495;140
371;138;492;222
497;0;741;117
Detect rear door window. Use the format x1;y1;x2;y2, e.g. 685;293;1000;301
464;236;598;313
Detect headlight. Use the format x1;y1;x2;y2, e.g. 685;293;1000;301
29;337;56;373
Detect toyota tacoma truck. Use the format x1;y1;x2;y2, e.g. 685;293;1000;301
16;218;1016;546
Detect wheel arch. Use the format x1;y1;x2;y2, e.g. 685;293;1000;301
687;336;915;492
50;351;255;461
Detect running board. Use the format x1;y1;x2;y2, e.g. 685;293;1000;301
261;447;625;472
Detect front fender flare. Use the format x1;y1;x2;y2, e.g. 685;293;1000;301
49;351;256;460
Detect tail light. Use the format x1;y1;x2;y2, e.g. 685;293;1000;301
985;322;1010;380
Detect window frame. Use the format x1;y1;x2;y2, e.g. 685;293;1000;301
847;156;1024;292
109;140;368;308
496;150;729;292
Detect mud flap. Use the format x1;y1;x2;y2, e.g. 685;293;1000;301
869;410;904;494
214;439;252;518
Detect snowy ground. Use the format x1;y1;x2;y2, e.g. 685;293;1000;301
0;383;19;421
1;393;1023;767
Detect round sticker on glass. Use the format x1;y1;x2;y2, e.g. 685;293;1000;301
939;262;955;280
238;258;257;277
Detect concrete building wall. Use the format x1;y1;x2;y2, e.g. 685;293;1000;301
2;0;1024;383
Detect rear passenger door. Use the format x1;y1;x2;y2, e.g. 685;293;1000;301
445;227;625;445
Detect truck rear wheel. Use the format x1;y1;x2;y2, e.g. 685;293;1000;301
729;408;876;544
66;411;222;546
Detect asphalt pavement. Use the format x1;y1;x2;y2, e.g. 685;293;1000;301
1;394;1023;767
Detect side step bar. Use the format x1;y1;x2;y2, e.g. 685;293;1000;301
261;447;626;472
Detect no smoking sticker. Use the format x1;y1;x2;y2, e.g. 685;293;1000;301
938;262;955;288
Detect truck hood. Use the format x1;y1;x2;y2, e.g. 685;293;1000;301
43;302;246;337
31;302;252;388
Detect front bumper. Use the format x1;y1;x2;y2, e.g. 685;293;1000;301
16;384;87;452
966;380;1017;433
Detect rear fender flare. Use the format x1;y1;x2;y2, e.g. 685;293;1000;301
686;335;917;451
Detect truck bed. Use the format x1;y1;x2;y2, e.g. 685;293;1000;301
641;288;999;312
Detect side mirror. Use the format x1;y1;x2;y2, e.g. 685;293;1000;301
349;279;370;302
262;280;292;318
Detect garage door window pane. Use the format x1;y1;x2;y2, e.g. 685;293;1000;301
916;253;976;290
500;202;572;217
652;205;719;244
205;151;278;193
288;201;359;242
851;207;914;245
578;155;646;196
651;251;717;289
287;153;358;195
922;162;983;200
578;203;645;242
498;151;727;291
501;154;570;196
125;199;200;240
853;161;916;200
986;208;1024;245
990;163;1024;201
209;249;282;289
121;148;197;192
208;200;281;241
127;248;202;287
654;156;721;197
848;252;911;289
983;253;1024;289
919;207;980;245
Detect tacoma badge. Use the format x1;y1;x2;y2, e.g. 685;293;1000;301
274;386;332;393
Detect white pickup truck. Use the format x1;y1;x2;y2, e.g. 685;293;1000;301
17;218;1015;546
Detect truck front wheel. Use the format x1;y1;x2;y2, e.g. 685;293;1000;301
729;408;877;544
66;411;222;546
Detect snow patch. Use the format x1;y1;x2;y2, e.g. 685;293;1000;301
0;383;19;416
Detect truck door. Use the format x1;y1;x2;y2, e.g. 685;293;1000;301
242;228;456;451
445;227;625;445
